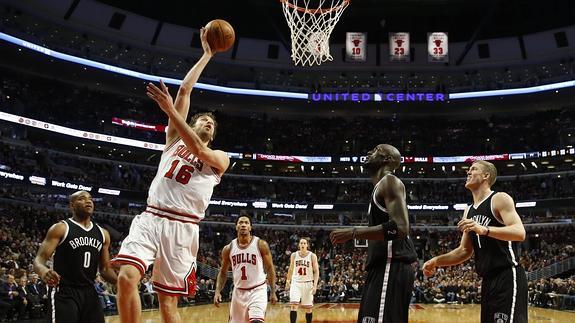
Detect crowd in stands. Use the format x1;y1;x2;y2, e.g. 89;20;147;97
2;70;575;159
1;195;575;320
529;277;575;309
520;226;575;272
2;140;575;208
7;128;574;180
4;182;575;232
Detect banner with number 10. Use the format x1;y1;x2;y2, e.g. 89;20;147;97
346;32;367;62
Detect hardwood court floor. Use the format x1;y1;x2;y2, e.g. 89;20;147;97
105;303;575;322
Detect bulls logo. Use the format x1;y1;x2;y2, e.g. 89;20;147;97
352;39;362;47
395;39;404;47
434;39;443;47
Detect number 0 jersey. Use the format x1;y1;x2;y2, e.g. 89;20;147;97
147;137;221;222
229;236;267;289
53;218;105;287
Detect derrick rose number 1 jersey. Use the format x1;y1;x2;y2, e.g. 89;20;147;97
147;138;221;221
230;236;267;289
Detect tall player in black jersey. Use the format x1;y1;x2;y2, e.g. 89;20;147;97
330;144;417;323
33;191;117;323
423;160;527;323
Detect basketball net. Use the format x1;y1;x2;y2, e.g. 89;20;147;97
280;0;350;66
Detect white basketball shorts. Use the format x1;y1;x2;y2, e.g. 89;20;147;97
111;211;199;296
229;283;268;323
289;281;314;307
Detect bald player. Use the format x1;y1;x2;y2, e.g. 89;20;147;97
34;191;117;323
331;144;417;323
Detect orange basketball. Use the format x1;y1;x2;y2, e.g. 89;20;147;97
205;19;235;53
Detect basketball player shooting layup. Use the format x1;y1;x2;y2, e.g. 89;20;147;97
285;238;319;323
34;191;117;323
111;27;230;323
214;215;278;323
330;144;417;323
423;160;528;323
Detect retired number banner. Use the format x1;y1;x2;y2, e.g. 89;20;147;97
346;32;367;62
389;32;410;62
428;32;449;62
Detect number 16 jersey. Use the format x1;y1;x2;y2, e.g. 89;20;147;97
147;138;221;221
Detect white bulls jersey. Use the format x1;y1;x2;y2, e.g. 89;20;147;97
147;138;220;222
292;251;314;283
230;236;267;289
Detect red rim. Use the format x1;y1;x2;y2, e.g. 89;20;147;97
280;0;350;15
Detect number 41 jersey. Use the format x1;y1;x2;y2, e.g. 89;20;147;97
147;138;221;221
292;251;314;283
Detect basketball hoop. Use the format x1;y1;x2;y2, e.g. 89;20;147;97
280;0;350;66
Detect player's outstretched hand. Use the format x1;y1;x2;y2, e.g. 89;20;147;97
422;258;437;277
200;27;214;57
146;80;175;116
270;293;278;305
330;228;353;245
213;292;222;307
42;269;61;287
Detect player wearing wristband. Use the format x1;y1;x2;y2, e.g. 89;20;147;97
422;160;527;323
330;144;417;323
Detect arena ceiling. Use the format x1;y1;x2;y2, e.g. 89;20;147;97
98;0;575;44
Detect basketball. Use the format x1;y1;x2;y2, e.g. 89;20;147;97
205;19;235;53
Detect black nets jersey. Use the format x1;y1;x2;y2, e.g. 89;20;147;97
365;180;417;270
53;218;105;287
466;191;521;277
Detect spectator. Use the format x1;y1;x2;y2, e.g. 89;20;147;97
0;274;26;320
138;276;156;309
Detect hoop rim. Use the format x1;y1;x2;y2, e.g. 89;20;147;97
279;0;350;15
